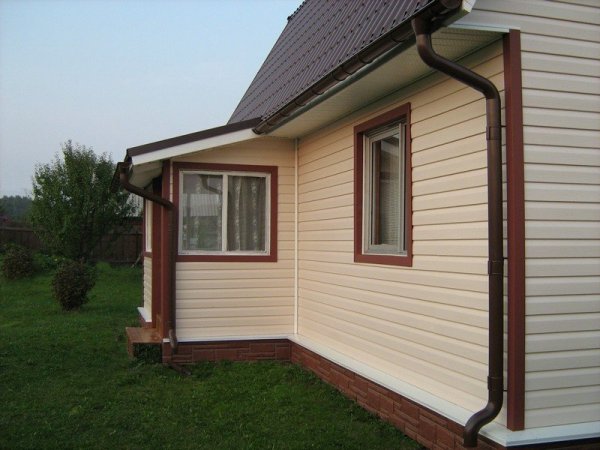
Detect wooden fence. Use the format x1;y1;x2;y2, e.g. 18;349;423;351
0;226;143;265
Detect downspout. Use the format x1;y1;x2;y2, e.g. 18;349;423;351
117;162;179;355
411;13;504;448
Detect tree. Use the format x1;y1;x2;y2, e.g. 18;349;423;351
0;195;32;223
30;141;134;261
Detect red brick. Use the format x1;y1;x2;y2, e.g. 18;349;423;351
249;342;276;353
379;394;394;417
436;424;455;450
367;387;382;410
192;348;216;361
422;409;448;427
395;409;419;428
419;415;437;443
175;344;193;355
404;424;418;441
401;399;420;421
214;349;238;360
275;344;291;360
388;413;406;433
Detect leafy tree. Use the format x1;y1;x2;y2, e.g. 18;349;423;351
30;141;134;261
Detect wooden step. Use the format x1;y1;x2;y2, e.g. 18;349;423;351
126;327;161;358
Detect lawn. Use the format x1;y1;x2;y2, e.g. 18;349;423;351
0;262;419;449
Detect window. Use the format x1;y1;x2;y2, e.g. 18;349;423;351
174;163;277;262
354;104;412;266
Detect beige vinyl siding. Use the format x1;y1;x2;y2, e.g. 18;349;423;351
297;41;504;416
172;138;295;340
143;256;152;316
462;0;600;430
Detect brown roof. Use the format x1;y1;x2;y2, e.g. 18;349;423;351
229;0;436;124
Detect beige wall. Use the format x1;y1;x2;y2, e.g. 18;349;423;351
461;0;600;429
143;256;152;316
296;40;505;417
172;138;296;340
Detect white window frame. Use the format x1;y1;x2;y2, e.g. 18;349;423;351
178;169;271;256
362;121;406;256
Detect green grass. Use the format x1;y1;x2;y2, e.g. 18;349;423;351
0;263;420;449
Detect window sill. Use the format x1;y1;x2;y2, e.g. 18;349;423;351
354;252;412;267
177;253;277;263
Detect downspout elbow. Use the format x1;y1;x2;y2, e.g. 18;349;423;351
117;162;173;210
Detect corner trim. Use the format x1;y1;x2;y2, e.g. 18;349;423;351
503;29;525;432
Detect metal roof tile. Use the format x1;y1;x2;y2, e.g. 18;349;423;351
229;0;435;124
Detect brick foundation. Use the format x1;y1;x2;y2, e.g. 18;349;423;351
290;342;501;450
163;339;291;365
158;338;598;450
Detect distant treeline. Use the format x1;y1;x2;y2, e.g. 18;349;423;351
0;196;32;223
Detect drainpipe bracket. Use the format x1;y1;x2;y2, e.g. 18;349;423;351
488;260;504;276
488;375;504;392
487;125;502;141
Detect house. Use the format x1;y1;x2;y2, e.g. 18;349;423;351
114;0;600;448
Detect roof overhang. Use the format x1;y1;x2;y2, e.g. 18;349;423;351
122;118;262;188
266;24;504;138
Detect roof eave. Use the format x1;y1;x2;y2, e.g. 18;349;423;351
126;117;261;161
254;0;468;135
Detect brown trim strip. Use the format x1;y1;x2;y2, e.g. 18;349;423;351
151;177;162;326
172;162;278;263
504;29;526;432
127;118;261;157
354;103;413;267
159;161;172;340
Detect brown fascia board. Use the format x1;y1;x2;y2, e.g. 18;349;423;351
253;0;462;135
126;117;262;159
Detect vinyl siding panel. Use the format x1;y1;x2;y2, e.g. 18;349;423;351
172;138;295;340
461;0;600;430
143;256;152;316
297;42;504;419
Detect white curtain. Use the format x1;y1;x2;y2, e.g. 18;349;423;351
227;176;266;251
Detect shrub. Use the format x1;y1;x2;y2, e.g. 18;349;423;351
1;244;35;280
52;260;97;311
33;253;67;273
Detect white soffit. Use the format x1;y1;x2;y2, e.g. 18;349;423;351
130;127;259;166
129;161;162;188
269;27;502;139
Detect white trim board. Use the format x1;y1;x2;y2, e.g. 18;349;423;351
131;128;260;166
137;306;151;323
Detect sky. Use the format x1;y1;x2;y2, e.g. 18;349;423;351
0;0;300;197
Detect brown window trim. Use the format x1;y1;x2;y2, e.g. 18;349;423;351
173;161;278;263
354;103;412;266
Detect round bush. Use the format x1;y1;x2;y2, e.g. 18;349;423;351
1;244;35;280
52;260;96;311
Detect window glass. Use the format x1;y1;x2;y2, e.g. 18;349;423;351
365;123;405;255
181;173;223;251
227;176;266;252
180;171;268;254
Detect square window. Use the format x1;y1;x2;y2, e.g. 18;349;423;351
354;104;412;266
174;163;277;262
